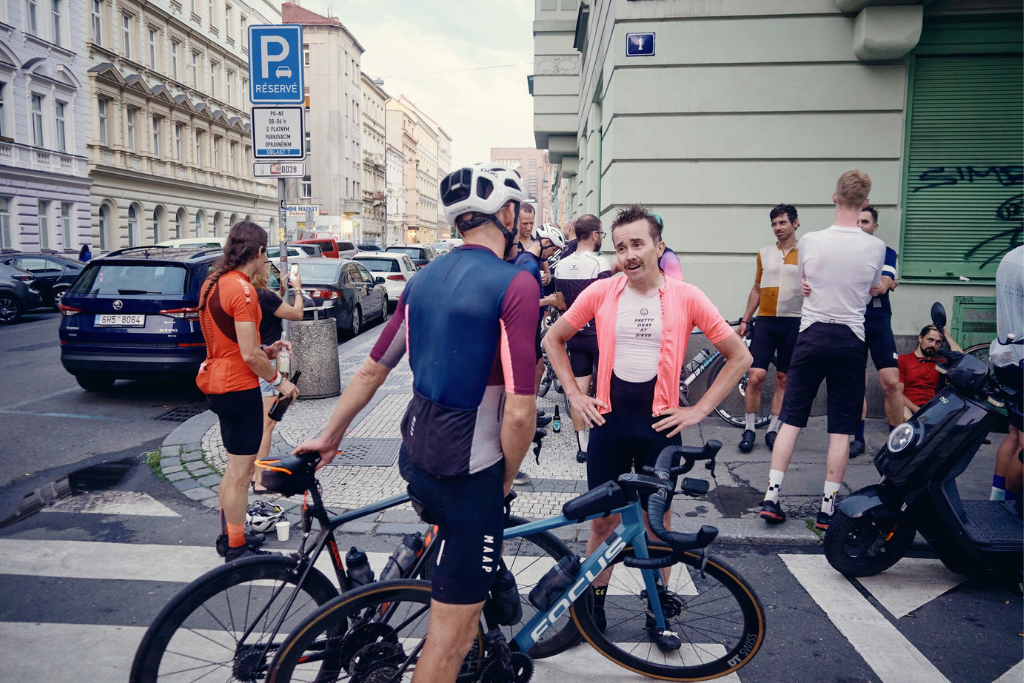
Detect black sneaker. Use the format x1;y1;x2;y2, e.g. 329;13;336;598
739;430;755;453
576;450;587;464
537;414;552;427
760;499;787;524
815;511;832;531
215;532;267;558
224;544;275;563
765;430;777;451
643;588;683;652
849;440;866;457
592;602;606;631
513;471;531;486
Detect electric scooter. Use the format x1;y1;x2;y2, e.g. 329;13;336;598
824;303;1023;577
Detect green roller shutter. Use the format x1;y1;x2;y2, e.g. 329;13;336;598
902;51;1023;281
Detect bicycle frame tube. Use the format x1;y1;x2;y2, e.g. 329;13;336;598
682;349;722;387
507;499;666;653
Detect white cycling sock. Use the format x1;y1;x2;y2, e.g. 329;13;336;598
991;486;1007;501
821;481;842;516
768;414;781;433
764;469;785;503
576;429;589;453
744;413;756;431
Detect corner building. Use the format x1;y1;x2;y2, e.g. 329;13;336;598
531;0;1022;344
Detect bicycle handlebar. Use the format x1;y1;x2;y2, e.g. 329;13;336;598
626;444;721;568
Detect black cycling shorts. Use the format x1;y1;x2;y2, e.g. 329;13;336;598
566;334;599;378
400;453;505;605
864;313;899;370
206;387;263;456
749;316;800;374
587;374;682;509
780;323;867;435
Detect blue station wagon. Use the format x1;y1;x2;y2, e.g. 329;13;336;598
58;247;227;391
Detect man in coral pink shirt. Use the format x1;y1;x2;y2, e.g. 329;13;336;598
543;204;751;652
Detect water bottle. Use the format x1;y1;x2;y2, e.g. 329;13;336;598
345;547;375;588
484;562;523;626
528;555;581;611
276;346;291;378
552;405;561;433
379;532;424;581
268;371;302;422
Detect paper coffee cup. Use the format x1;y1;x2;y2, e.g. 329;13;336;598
276;520;291;542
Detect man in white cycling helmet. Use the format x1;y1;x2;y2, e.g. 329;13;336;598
294;163;540;683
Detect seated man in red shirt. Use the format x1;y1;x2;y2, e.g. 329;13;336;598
898;325;963;417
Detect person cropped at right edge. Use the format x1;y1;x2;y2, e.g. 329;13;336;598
759;170;886;532
848;206;904;456
990;245;1024;502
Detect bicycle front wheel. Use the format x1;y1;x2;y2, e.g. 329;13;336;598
570;543;766;681
130;555;340;683
707;356;772;429
267;579;484;683
964;342;991;367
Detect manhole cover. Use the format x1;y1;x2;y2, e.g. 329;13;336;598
155;405;206;422
334;439;402;467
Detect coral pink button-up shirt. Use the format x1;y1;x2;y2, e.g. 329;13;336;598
562;275;733;415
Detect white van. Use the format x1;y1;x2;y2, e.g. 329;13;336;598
157;237;227;249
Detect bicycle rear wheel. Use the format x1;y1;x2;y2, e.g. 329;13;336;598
267;580;484;683
964;343;991;368
570;543;766;681
130;555;340;683
707;356;772;429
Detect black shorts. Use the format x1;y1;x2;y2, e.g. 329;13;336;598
535;321;543;362
994;364;1023;432
749;316;800;374
400;454;505;605
566;334;599;378
587;374;682;509
206;387;263;456
780;323;867;435
864;313;899;370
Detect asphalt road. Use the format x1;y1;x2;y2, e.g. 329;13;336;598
0;459;1019;683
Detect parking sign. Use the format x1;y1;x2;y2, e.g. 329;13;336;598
248;24;304;105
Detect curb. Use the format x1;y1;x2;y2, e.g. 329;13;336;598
0;476;73;528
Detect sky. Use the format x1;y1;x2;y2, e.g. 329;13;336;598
320;0;536;168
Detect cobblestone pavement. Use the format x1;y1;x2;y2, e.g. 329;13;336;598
158;324;1002;545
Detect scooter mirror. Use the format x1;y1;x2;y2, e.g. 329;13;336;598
930;302;947;329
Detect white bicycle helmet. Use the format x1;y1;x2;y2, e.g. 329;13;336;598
532;223;566;250
440;164;527;239
246;500;286;533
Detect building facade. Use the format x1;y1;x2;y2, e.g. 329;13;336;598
531;0;1022;342
435;125;451;238
385;103;417;243
282;3;363;240
491;147;552;224
384;142;405;246
360;73;386;245
86;0;281;252
0;0;92;253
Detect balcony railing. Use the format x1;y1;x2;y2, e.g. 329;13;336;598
0;140;87;177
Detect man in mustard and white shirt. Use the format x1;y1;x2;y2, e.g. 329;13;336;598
736;205;802;452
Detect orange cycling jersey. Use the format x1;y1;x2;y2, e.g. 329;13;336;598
196;270;262;394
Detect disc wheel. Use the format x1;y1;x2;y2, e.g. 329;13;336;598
570;543;766;681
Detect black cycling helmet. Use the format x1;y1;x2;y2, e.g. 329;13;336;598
255;452;320;497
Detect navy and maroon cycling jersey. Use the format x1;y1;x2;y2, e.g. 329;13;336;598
370;245;540;478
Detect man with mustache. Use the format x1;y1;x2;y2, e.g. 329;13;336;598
543;203;751;651
736;205;802;453
898;325;963;417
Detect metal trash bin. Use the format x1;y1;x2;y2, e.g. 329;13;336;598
289;313;341;399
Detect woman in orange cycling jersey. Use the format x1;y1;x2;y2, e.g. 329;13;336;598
197;222;299;562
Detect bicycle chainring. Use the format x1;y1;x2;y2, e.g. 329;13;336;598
338;622;399;672
480;652;534;683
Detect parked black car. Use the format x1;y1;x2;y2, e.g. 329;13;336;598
0;263;44;324
0;252;85;309
356;244;383;252
296;259;388;337
385;244;438;269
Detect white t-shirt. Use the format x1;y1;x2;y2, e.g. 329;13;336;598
797;225;886;341
613;285;662;382
990;246;1023;369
